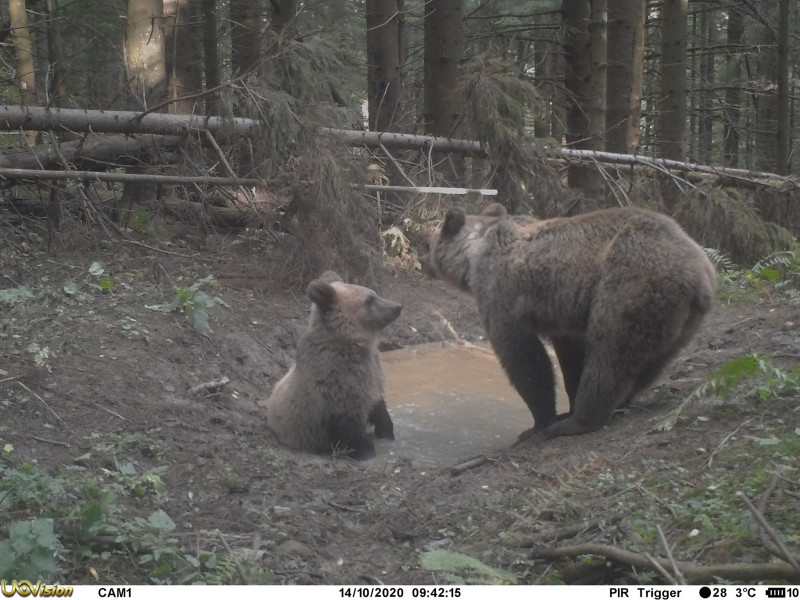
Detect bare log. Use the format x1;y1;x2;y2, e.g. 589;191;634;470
318;128;486;157
0;105;263;138
0;106;486;156
550;147;800;189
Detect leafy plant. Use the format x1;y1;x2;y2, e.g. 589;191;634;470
147;275;229;336
26;343;55;369
63;261;115;300
0;518;64;580
0;285;34;306
420;549;517;584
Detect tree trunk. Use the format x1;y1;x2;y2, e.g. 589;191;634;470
562;0;601;192
722;1;744;168
202;0;221;116
123;0;168;207
697;5;714;165
123;0;167;110
754;0;777;172
606;0;646;155
658;0;688;161
588;0;606;153
423;0;465;183
366;0;405;133
164;0;201;114
230;0;263;77
533;10;557;139
776;0;789;175
44;0;68;108
9;0;37;146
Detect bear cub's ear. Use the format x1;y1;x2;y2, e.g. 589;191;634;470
307;278;337;309
442;207;466;237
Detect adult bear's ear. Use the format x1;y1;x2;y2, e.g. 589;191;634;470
481;203;507;218
442;207;466;237
307;278;336;309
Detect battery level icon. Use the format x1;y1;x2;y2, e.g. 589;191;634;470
766;589;786;598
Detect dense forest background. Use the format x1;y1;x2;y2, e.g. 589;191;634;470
3;1;800;586
1;0;799;274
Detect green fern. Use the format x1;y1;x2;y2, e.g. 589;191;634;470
653;355;800;432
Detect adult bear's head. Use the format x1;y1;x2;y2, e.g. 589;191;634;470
422;203;508;293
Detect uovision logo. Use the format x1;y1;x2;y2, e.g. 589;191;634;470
0;581;73;597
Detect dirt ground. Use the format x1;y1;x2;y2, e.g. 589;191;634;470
1;221;799;585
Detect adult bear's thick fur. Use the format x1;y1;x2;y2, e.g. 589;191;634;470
423;203;716;439
265;271;402;460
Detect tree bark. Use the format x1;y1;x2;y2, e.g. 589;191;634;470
123;0;167;110
697;5;714;165
9;0;37;146
164;0;201;115
776;0;789;175
44;0;68;108
723;1;744;168
423;0;465;183
606;0;645;155
658;0;688;161
533;10;558;139
562;0;602;191
202;0;221;116
123;0;168;208
587;0;607;153
754;0;777;172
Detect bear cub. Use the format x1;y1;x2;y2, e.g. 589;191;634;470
423;203;717;440
265;271;402;460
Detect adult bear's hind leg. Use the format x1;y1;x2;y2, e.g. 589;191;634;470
489;326;557;430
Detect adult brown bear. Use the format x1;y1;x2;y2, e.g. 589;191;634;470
423;204;716;439
265;271;402;460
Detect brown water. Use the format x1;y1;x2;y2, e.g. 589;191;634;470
376;343;568;466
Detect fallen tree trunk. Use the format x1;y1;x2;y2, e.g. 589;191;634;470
0;134;183;171
0;105;263;138
551;147;800;189
1;105;797;189
0;106;486;156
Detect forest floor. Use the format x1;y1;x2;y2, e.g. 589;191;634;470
1;220;800;586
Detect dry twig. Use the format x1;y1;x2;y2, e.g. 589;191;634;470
737;490;800;576
529;542;800;583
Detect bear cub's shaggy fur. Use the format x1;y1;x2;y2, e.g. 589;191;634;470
423;203;717;440
265;271;402;460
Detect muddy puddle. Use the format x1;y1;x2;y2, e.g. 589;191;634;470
375;343;568;467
